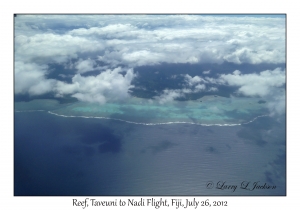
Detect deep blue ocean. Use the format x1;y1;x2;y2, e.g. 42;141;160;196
14;111;286;196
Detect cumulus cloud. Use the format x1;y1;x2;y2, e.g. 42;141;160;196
184;74;207;92
154;89;183;104
14;15;285;107
233;70;241;75
55;68;136;104
92;16;284;66
203;70;211;74
15;61;56;95
15;33;104;64
184;74;218;93
68;24;137;37
184;75;206;86
154;68;285;113
209;68;286;115
154;73;220;104
208;87;218;92
75;58;97;73
16;15;285;68
195;84;206;91
15;61;136;104
267;93;286;116
218;68;285;97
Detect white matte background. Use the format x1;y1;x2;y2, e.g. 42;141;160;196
1;0;297;209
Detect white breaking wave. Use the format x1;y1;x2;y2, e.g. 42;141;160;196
15;110;46;112
14;109;269;126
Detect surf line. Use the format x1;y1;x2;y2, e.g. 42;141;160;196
46;111;269;127
15;110;46;112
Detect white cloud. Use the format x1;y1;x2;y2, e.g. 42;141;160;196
208;87;218;92
195;84;206;91
55;68;136;104
233;70;241;75
156;68;285;114
15;15;284;68
185;75;206;86
154;89;183;104
181;88;193;94
267;93;286;116
203;77;222;84
15;33;104;64
75;58;96;73
68;24;137;37
154;74;214;104
219;68;285;97
28;80;56;96
184;74;208;93
14;15;285;108
15;61;56;96
215;68;286;115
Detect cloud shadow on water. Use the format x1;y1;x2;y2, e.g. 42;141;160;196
205;146;219;154
62;145;96;157
236;116;281;146
264;151;286;195
236;128;267;146
143;140;178;154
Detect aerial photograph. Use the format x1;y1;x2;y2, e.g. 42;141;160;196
14;14;286;196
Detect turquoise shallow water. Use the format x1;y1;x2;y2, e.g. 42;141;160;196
15;96;268;126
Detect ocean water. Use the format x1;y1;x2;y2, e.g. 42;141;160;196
14;107;286;196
